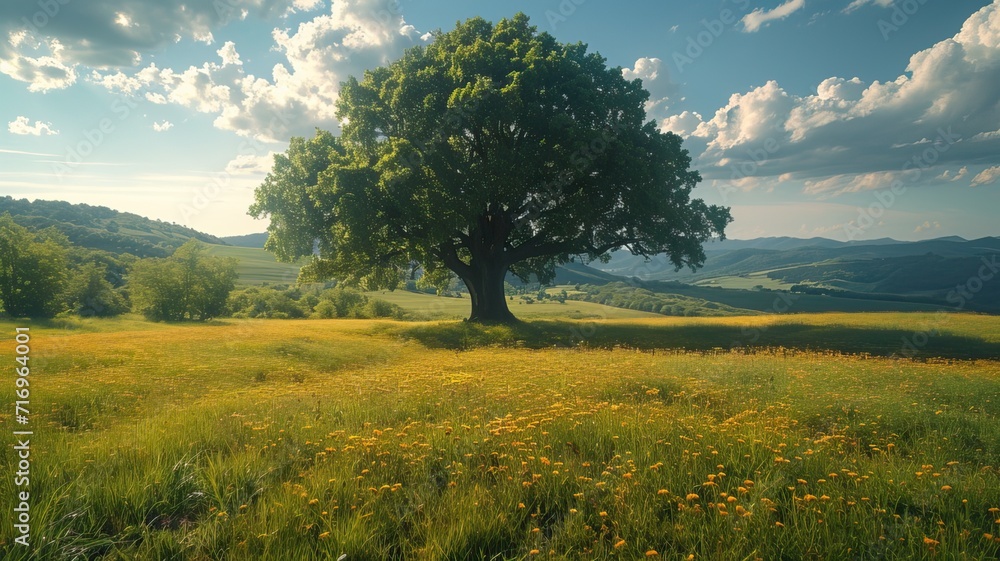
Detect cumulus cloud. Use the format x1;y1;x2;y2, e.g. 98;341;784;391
217;41;243;67
152;120;173;132
622;57;678;120
659;111;704;138
971;165;1000;187
0;0;303;91
87;0;426;141
668;0;1000;194
225;151;279;175
8;116;58;135
742;0;807;33
622;57;660;82
292;0;325;10
0;38;77;92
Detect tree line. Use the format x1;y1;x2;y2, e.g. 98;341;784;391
0;214;403;322
1;214;231;320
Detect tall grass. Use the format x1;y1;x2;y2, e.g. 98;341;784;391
1;315;998;559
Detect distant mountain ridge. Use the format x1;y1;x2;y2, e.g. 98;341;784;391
597;236;1000;281
699;236;911;252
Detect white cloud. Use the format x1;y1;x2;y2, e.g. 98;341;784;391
844;0;894;14
217;41;242;67
937;166;968;182
742;0;807;33
622;57;677;120
0;39;77;92
89;0;425;141
659;111;704;138
152;120;173;132
971;165;1000;187
669;0;1000;194
7;116;58;136
115;13;135;28
225;151;279;175
622;57;660;82
0;1;308;91
292;0;325;10
914;220;941;233
802;171;904;196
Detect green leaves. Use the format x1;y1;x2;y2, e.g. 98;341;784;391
129;240;237;321
251;13;730;321
0;213;69;318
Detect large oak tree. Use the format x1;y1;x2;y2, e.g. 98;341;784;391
251;14;731;323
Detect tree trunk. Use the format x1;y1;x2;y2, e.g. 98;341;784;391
462;263;516;324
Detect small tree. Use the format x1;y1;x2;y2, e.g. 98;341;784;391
129;240;237;321
66;262;129;317
0;214;68;318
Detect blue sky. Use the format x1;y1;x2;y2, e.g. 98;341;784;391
1;0;998;240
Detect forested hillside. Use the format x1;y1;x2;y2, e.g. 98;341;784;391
1;197;226;257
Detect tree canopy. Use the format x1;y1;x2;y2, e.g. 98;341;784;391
251;13;731;322
129;240;237;321
0;213;69;318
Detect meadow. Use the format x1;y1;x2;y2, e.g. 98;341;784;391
1;313;999;560
205;245;304;286
365;290;662;321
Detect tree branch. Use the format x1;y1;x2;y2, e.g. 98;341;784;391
436;241;473;279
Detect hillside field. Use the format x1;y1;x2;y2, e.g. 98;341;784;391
205;244;303;285
2;313;1000;559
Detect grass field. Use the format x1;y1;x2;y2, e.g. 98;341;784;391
366;290;662;321
695;274;793;291
205;244;303;285
2;313;1000;559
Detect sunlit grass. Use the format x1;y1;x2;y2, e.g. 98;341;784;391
1;314;999;559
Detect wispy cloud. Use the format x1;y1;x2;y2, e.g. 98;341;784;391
971;165;1000;187
0;148;60;157
843;0;894;14
742;0;806;32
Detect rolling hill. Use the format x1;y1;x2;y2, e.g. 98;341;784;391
6;203;995;314
590;236;1000;313
1;196;226;257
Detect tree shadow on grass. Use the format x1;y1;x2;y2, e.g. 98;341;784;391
390;320;1000;360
